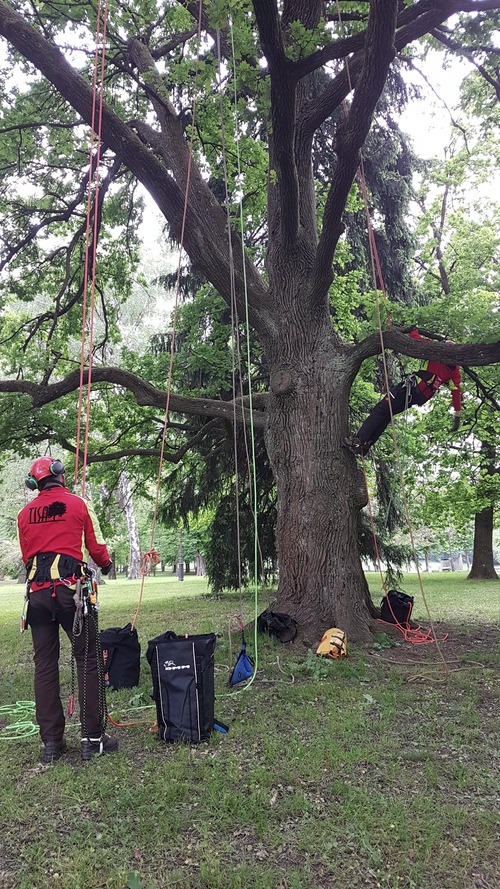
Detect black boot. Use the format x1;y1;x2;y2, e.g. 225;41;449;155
81;733;119;761
344;436;370;456
42;739;66;764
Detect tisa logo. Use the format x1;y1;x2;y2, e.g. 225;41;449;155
163;660;190;671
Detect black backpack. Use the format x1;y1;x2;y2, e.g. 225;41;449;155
380;590;414;627
257;609;298;643
146;631;216;743
100;623;141;690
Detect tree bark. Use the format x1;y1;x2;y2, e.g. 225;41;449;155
195;552;206;576
262;296;374;641
467;507;499;580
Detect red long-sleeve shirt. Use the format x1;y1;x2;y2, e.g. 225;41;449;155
18;484;110;587
410;329;462;412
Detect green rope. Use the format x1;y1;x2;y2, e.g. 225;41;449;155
0;701;38;740
229;17;259;690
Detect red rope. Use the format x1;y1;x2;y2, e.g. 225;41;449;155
377;618;448;645
74;0;109;495
140;548;161;576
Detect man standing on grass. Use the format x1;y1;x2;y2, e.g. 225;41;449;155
17;456;118;764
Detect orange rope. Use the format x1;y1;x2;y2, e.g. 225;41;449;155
107;710;156;729
140;548;161;576
74;0;109;496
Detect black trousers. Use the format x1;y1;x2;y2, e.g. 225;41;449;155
357;382;428;450
28;584;102;743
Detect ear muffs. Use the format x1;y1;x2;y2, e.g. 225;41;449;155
25;459;66;490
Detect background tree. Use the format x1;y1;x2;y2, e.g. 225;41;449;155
402;125;500;581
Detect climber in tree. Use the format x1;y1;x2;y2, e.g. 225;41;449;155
345;328;462;456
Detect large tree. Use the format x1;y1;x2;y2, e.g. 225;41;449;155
0;0;500;640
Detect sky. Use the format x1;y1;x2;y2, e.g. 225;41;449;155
399;50;468;159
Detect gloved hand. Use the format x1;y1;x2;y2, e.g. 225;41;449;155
101;561;113;576
452;412;461;432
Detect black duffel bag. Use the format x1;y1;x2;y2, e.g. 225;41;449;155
100;623;141;690
146;631;216;743
380;590;414;627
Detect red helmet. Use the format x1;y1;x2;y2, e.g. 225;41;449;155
26;457;65;490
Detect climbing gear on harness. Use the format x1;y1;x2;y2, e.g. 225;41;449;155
68;568;108;747
81;733;118;761
403;372;418;397
20;584;29;633
316;628;347;659
72;577;86;639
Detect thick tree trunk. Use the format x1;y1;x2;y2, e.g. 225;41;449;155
467;507;498;580
263;305;375;643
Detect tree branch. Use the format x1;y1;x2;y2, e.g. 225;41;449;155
0;0;271;335
297;0;500;130
59;417;224;464
252;0;301;248
314;0;398;291
353;329;500;367
430;26;500;98
0;368;267;428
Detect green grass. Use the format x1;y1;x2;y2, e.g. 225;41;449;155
0;572;499;889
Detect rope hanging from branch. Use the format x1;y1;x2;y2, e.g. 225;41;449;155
215;19;260;691
336;2;450;660
74;0;110;497
130;0;204;631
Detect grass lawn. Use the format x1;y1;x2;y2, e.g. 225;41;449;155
0;572;499;889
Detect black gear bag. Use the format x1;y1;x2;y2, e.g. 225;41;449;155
146;631;216;743
257;609;298;643
100;623;141;690
380;590;414;627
